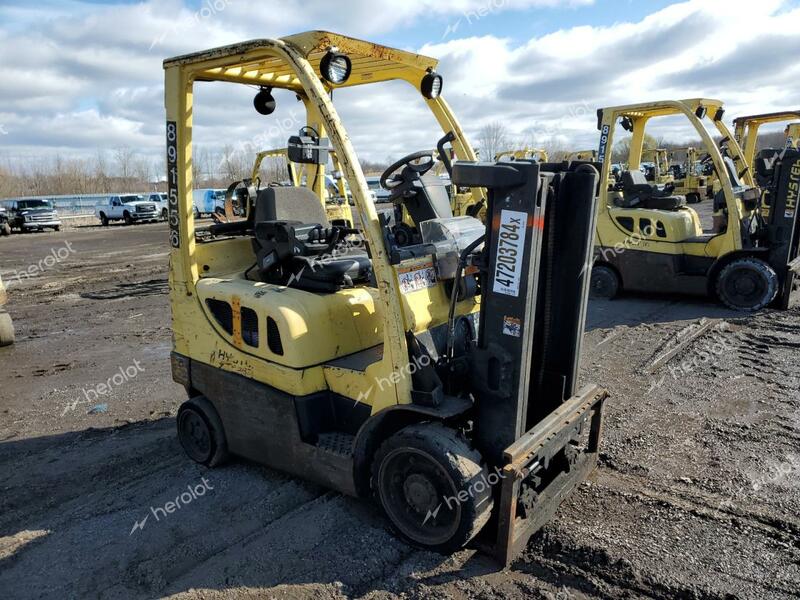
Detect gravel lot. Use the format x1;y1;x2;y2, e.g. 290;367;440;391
0;221;797;599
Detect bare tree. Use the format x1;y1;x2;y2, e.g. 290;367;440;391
114;147;135;180
476;122;509;161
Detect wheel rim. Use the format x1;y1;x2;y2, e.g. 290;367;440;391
178;409;212;463
591;269;616;298
378;448;461;546
724;267;768;308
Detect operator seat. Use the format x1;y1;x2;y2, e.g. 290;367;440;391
754;148;781;188
251;186;372;292
615;170;686;210
394;172;454;225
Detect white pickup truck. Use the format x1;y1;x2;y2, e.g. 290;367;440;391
95;194;161;226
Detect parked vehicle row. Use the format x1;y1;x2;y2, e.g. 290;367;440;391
95;193;166;226
1;199;62;233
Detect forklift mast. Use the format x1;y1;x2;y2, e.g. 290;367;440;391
451;158;605;563
764;149;800;309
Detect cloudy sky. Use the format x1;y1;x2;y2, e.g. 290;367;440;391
1;0;799;169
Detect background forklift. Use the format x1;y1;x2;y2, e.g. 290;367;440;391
641;148;673;185
669;146;708;204
734;110;800;169
165;31;607;564
495;148;549;162
246;146;355;225
591;99;800;311
0;275;15;347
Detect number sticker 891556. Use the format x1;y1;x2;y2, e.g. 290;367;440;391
166;121;181;249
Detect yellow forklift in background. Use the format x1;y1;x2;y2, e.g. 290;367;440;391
591;99;800;311
670;147;708;204
566;150;597;161
734;110;800;167
165;31;607;564
495;148;549;162
0;275;14;347
641;148;673;185
247;147;354;225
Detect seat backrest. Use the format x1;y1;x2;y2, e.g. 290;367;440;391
255;186;328;226
723;156;744;188
622;169;648;188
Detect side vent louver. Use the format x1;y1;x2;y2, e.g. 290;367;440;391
206;299;233;335
241;307;259;348
267;317;284;356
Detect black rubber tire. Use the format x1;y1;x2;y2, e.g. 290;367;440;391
371;423;493;554
0;311;15;347
687;193;700;204
99;213;109;227
123;211;133;226
53;226;60;232
716;258;778;311
590;265;621;299
162;208;168;220
193;206;201;219
176;396;229;467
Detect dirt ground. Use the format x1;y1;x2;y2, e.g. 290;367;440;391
0;222;797;600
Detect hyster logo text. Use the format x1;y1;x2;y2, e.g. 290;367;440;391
786;162;800;213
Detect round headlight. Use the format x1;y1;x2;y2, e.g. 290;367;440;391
421;72;443;100
320;50;352;85
253;87;276;116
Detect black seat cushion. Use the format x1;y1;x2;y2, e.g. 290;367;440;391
250;187;372;292
286;254;373;293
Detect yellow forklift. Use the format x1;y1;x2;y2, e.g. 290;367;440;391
669;147;708;204
734;110;800;168
495;148;549;162
591;99;800;311
641;148;673;185
566;150;597;162
0;275;14;347
247;147;354;225
165;31;607;564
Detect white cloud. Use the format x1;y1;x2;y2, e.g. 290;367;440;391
0;0;799;167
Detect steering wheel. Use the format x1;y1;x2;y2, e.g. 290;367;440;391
380;151;436;190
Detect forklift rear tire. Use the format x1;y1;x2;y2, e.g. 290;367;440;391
590;265;620;299
177;396;229;467
372;423;493;554
716;258;778;311
687;193;701;204
0;312;15;347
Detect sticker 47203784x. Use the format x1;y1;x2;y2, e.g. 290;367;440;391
493;209;527;297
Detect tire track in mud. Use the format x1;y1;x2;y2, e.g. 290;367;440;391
517;466;799;599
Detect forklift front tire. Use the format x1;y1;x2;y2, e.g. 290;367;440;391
590;265;620;299
372;423;493;554
716;258;778;311
177;396;229;468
